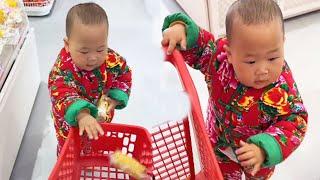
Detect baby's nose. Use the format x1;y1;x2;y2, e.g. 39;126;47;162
88;56;98;62
258;70;268;75
256;66;269;75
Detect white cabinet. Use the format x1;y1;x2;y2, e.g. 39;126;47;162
0;29;40;180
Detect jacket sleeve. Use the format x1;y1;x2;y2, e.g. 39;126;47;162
162;12;224;75
248;65;308;167
48;57;98;126
106;51;132;109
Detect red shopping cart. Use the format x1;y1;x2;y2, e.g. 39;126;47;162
49;48;223;180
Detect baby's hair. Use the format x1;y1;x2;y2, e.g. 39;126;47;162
226;0;284;41
66;2;108;37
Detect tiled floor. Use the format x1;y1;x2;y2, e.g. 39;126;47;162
10;0;320;179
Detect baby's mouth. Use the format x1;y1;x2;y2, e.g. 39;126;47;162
87;64;96;68
255;79;268;84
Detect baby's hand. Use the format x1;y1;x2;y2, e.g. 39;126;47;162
77;109;104;140
236;140;266;176
105;97;120;114
161;23;187;55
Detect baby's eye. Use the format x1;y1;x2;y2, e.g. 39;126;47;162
80;51;89;54
246;60;255;64
268;57;278;61
97;49;105;53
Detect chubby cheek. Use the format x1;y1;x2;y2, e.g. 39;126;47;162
271;64;284;81
98;55;106;65
271;59;284;80
234;64;253;84
71;54;87;68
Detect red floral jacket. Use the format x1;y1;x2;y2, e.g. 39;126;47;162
48;48;131;139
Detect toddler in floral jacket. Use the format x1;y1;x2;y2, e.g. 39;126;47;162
48;3;131;155
162;0;307;179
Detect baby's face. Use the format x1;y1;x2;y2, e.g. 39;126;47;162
64;21;108;71
226;19;285;89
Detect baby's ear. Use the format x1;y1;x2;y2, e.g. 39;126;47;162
63;37;70;52
224;44;232;64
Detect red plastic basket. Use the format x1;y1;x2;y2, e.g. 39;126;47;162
151;118;194;179
49;48;223;180
48;123;153;180
150;48;223;179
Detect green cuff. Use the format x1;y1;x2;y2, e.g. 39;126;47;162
248;133;283;167
108;89;129;109
65;99;98;126
162;12;199;49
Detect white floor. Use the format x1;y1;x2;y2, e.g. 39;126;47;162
10;0;320;179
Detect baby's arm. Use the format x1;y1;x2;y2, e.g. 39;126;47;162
106;50;132;110
162;13;224;75
48;58;104;139
247;67;308;167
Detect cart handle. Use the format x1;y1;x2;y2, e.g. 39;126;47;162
163;47;223;180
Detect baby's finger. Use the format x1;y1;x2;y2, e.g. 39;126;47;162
90;125;99;140
180;38;187;50
243;165;253;173
107;103;116;113
105;98;117;113
239;140;247;146
96;123;104;136
167;40;177;55
79;124;85;136
251;164;261;176
85;126;94;140
161;36;169;46
240;158;256;167
236;145;250;155
237;151;254;161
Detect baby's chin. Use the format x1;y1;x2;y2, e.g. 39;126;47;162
251;85;267;89
241;80;270;89
80;65;99;72
250;82;271;89
81;63;104;71
85;67;98;71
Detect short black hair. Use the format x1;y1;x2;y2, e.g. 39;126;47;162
66;2;108;37
226;0;284;40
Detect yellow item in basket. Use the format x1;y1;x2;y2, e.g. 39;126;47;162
5;0;18;8
110;151;149;179
0;10;6;24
